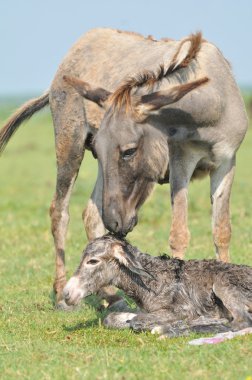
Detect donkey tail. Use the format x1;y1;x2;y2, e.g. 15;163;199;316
0;91;49;154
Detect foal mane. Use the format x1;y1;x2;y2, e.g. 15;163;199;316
110;32;203;113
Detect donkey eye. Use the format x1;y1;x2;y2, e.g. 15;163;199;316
121;147;137;160
86;259;100;265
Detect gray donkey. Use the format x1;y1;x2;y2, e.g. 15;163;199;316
0;28;248;304
63;234;252;338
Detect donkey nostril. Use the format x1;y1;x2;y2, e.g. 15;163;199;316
114;221;119;231
107;221;118;233
106;218;122;234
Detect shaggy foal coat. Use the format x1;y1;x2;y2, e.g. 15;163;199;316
63;235;252;337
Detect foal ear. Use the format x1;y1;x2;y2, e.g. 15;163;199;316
135;77;209;116
111;243;153;279
63;75;111;108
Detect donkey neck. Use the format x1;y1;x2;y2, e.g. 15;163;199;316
112;266;151;308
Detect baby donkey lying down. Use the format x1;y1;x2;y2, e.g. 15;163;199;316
63;235;252;337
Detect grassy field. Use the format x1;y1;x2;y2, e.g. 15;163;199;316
0;101;252;380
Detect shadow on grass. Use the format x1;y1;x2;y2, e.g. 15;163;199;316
63;318;100;332
61;295;123;332
50;290;56;305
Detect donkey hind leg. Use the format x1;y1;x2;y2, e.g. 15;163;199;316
50;89;87;306
152;317;230;338
168;145;202;259
50;166;82;307
210;157;236;262
83;163;105;241
213;281;252;331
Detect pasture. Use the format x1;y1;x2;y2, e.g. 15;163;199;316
0;100;252;379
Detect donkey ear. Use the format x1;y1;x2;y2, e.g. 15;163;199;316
63;75;111;108
135;77;209;116
111;243;153;279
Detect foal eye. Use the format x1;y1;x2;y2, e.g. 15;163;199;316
86;259;100;265
121;147;137;160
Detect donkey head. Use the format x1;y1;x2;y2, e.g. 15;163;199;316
64;74;208;236
63;234;150;306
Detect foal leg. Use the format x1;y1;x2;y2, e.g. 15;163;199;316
103;312;139;330
210;157;236;262
153;317;230;338
128;312;177;332
213;280;252;330
168;144;201;259
104;311;171;331
50;87;87;304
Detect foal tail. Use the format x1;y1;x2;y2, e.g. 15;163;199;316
0;91;49;154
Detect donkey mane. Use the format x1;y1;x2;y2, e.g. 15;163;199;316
110;32;203;112
116;28;165;42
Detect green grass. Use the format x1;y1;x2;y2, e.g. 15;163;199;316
0;103;252;380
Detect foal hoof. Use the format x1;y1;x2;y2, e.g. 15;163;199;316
103;312;137;329
151;325;164;335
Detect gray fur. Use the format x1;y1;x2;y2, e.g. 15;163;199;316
68;30;248;263
0;29;248;302
64;235;252;337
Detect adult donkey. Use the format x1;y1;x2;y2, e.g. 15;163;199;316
0;29;247;303
65;31;248;261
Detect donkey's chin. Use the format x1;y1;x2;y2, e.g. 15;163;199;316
63;277;87;306
120;213;138;236
126;214;138;233
64;290;85;306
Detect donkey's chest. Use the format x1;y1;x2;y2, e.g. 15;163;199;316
168;134;233;174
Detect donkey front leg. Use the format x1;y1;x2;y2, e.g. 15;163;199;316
83;163;106;241
83;165;122;306
210;157;236;262
168;145;200;259
104;311;173;331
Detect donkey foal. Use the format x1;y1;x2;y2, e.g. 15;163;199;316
63;235;252;338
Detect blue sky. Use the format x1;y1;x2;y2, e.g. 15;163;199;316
1;0;251;94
